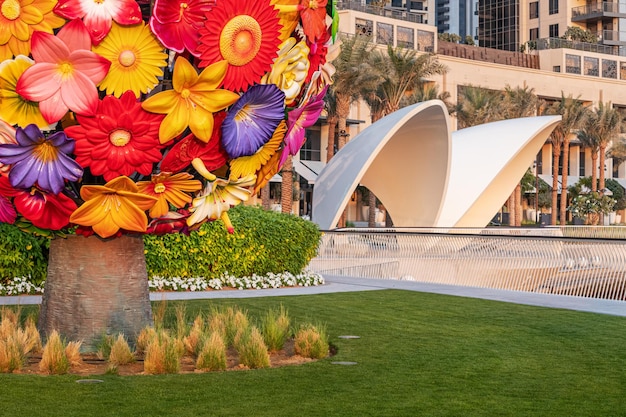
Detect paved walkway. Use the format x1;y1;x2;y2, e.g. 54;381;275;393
1;274;625;317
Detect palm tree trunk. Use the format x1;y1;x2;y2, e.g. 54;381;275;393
599;145;607;192
336;94;351;227
507;194;515;226
326;115;337;162
281;155;293;215
559;138;571;226
261;184;270;210
368;190;377;227
515;183;522;226
551;143;561;225
591;152;598;192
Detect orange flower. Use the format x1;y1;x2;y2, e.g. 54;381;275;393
137;172;203;219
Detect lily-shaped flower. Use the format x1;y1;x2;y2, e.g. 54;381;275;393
15;19;111;124
279;86;327;167
221;83;285;159
0;120;17;174
54;0;142;45
149;0;216;57
253;149;282;193
69;176;158;238
0;0;65;61
187;175;256;232
261;37;310;105
141;57;239;144
271;0;328;43
230;120;286;180
136;172;202;219
146;209;192;235
13;186;77;230
0;124;83;194
0;55;49;128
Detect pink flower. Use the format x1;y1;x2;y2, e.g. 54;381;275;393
149;0;216;57
15;19;111;124
54;0;142;45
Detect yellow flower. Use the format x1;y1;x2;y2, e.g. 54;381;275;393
136;172;203;219
0;55;48;127
261;37;309;105
270;0;300;41
93;21;168;98
0;0;65;61
69;176;158;238
141;57;240;143
229;120;285;179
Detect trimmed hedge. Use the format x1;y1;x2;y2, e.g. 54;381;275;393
0;206;321;283
143;205;322;278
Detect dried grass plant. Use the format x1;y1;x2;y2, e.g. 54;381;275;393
109;334;135;366
39;330;70;375
136;326;158;355
0;309;41;373
237;327;270;369
183;315;205;356
261;305;291;352
294;324;329;359
143;330;182;375
196;332;227;371
65;341;83;367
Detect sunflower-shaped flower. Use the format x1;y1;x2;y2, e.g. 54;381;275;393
270;0;300;41
149;0;216;57
93;22;168;98
54;0;142;45
187;175;256;232
15;19;111;124
221;83;285;159
0;0;65;61
0;124;83;194
142;57;240;144
0;55;48;128
197;0;282;92
64;91;165;181
229;120;285;180
69;176;158;238
261;37;310;105
136;172;202;219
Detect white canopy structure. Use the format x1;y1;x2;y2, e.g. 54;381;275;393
311;100;561;229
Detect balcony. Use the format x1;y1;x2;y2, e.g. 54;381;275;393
535;37;625;56
336;0;426;24
601;30;626;46
572;2;626;22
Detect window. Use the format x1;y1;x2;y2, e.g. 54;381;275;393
553;65;561;72
376;22;394;45
579;148;586;177
529;28;539;40
355;18;373;37
620;62;626;79
530;2;539;19
299;130;321;162
603;59;617;78
584;57;599;76
397;26;414;49
549;24;559;38
566;54;581;74
417;29;434;52
549;0;558;14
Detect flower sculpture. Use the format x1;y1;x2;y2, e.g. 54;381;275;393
0;0;333;239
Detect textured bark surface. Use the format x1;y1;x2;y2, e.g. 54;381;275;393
38;235;153;352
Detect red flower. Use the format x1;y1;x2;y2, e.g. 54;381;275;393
306;29;330;83
0;175;17;224
298;0;328;43
146;210;192;235
65;91;165;181
13;186;77;230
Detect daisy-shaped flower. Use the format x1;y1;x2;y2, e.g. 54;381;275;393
93;21;168;98
13;186;77;230
0;55;49;128
15;19;111;124
279;86;326;167
54;0;142;45
0;120;17;174
261;37;310;105
221;83;285;159
197;0;282;92
0;124;83;194
136;172;202;219
65;91;165;181
160;111;229;178
142;57;239;143
270;0;300;41
149;0;216;57
187;175;256;232
69;176;158;238
0;0;65;61
229;120;285;180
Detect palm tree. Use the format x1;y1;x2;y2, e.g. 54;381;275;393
455;85;502;129
280;155;294;215
577;122;601;192
593;102;622;192
544;94;589;225
403;82;453;113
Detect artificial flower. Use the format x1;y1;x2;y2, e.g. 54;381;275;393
136;172;202;219
0;119;17;174
253;148;282;192
0;0;65;61
279;86;327;167
0;175;16;223
197;0;282;92
221;83;285;158
146;209;191;235
0;55;48;127
186;174;256;232
141;57;239;143
13;186;77;230
160;111;229;175
229;120;285;180
306;29;330;83
53;0;142;45
262;37;309;105
69;176;158;238
0;124;83;194
270;0;300;41
15;19;111;124
65;91;165;181
149;0;216;57
297;0;328;43
93;21;168;98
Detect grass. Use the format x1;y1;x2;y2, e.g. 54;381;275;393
3;290;626;417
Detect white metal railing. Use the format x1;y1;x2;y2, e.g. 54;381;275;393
308;227;626;300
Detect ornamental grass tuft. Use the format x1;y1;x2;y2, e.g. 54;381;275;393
237;327;270;369
109;334;135;366
294;324;329;360
0;308;41;373
39;330;70;375
196;332;227;372
183;315;205;356
261;305;291;353
143;330;183;375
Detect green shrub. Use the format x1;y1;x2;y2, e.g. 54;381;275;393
0;224;48;286
143;205;321;279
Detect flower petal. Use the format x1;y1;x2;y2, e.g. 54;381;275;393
30;31;70;63
15;62;60;102
56;18;92;51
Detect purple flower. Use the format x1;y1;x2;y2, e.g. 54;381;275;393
0;124;83;195
221;84;285;159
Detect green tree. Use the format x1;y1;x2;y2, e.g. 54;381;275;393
592;102;622;192
455;85;502;129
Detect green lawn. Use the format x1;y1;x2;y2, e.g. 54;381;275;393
3;290;626;417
